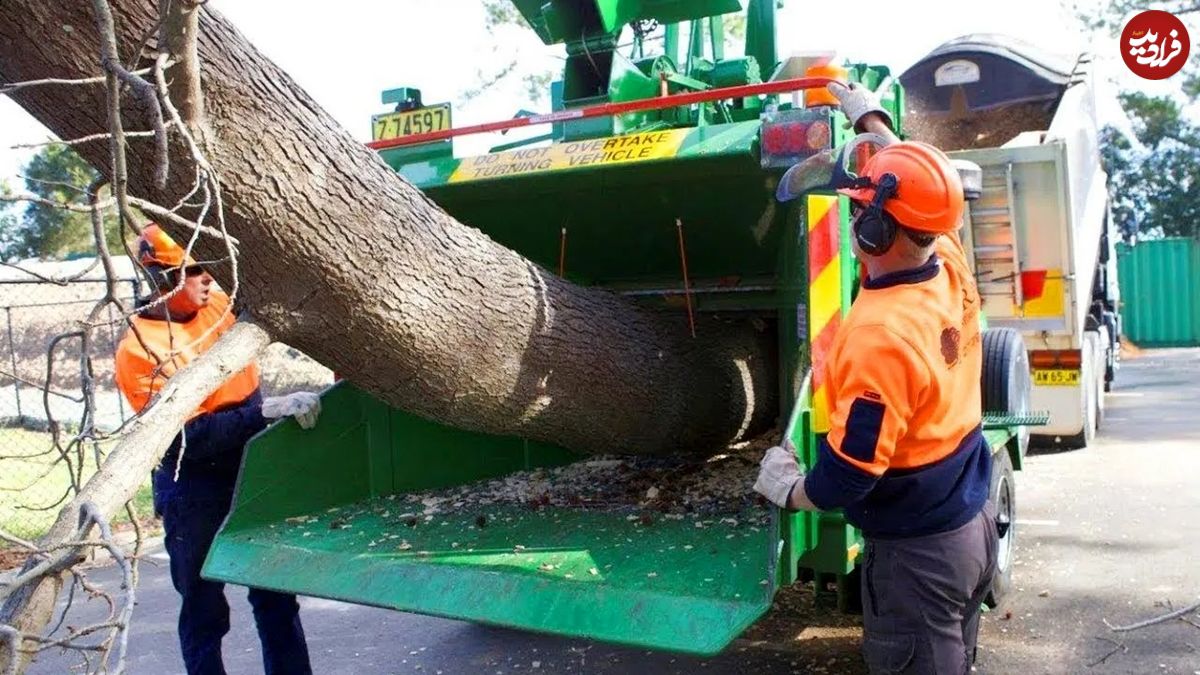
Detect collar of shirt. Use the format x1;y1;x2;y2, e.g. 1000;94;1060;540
862;253;941;291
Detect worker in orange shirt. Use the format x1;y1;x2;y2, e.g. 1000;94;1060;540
115;224;321;675
755;84;997;674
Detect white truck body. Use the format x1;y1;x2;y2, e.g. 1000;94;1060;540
901;36;1121;446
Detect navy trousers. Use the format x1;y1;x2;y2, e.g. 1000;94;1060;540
159;487;312;675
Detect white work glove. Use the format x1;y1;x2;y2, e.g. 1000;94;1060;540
753;442;805;510
826;81;895;133
261;391;322;430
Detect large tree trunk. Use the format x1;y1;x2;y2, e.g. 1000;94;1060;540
0;0;777;456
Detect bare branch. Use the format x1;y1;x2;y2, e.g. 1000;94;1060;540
0;192;237;244
79;502;135;672
0;66;156;95
123;501;143;589
10;128;166;150
159;0;207;134
126;196;240;244
1105;599;1200;632
1;321;270;670
42;332;85;494
0;192;115;215
0;2;243;669
0;262;100;287
0;625;17;675
0;530;36;552
1087;636;1128;667
44;577;77;640
92;0;161;228
0;369;85;404
457;60;519;106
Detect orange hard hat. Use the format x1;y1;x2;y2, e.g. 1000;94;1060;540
135;223;196;270
837;141;964;234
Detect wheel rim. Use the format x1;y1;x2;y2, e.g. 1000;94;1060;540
996;471;1015;572
1012;349;1031;452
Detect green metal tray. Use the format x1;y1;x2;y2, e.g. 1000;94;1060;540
203;382;783;656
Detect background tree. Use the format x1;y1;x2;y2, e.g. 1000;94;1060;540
1;145;122;261
0;180;18;258
1100;93;1200;239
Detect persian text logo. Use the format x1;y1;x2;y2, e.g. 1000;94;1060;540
1120;10;1190;80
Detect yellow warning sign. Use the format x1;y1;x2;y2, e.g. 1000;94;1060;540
448;129;690;183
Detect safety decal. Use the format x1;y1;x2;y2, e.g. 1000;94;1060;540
448;129;691;183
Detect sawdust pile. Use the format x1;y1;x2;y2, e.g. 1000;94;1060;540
904;101;1056;151
403;430;782;520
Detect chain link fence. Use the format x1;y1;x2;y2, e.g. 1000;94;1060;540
0;259;334;541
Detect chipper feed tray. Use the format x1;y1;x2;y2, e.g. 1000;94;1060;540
203;384;782;655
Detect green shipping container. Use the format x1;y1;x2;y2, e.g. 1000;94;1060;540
1117;238;1200;347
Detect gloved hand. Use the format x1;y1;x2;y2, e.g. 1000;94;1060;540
826;81;894;133
753;441;804;510
261;391;322;429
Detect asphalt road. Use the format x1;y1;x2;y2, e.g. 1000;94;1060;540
17;348;1200;675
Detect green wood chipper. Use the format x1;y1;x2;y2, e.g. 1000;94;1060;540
203;0;1036;657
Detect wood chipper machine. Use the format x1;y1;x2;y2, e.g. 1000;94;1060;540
202;0;1040;657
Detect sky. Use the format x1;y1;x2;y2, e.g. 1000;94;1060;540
0;0;1190;187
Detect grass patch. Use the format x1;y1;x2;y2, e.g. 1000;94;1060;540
0;426;156;542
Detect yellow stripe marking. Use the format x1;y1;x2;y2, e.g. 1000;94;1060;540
807;195;836;232
809;259;842;336
813;385;831;433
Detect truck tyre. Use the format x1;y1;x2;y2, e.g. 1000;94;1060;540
981;328;1031;458
1102;312;1119;392
985;450;1016;608
1093;329;1107;428
1063;338;1097;449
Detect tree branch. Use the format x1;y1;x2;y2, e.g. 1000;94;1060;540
158;0;206;138
0;322;270;671
10;128;167;150
0;67;156;95
1105;599;1200;632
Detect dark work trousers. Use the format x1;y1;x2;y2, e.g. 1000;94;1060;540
860;501;998;674
159;485;312;675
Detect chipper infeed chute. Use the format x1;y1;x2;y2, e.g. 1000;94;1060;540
203;384;785;655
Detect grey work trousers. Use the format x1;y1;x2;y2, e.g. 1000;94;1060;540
860;502;998;675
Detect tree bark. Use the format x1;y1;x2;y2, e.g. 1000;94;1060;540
0;1;778;457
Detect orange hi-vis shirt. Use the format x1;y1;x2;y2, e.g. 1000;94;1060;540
114;291;260;418
803;234;992;538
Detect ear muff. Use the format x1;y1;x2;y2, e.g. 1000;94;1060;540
852;172;901;257
139;263;175;291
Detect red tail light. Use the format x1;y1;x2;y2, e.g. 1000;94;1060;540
762;120;830;156
760;109;834;169
1030;350;1081;368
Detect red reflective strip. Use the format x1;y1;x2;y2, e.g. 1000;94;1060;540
1020;269;1048;300
808;206;839;284
366;76;838;150
811;315;841;390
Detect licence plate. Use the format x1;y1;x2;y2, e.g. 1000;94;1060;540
1033;369;1079;386
372;104;451;142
